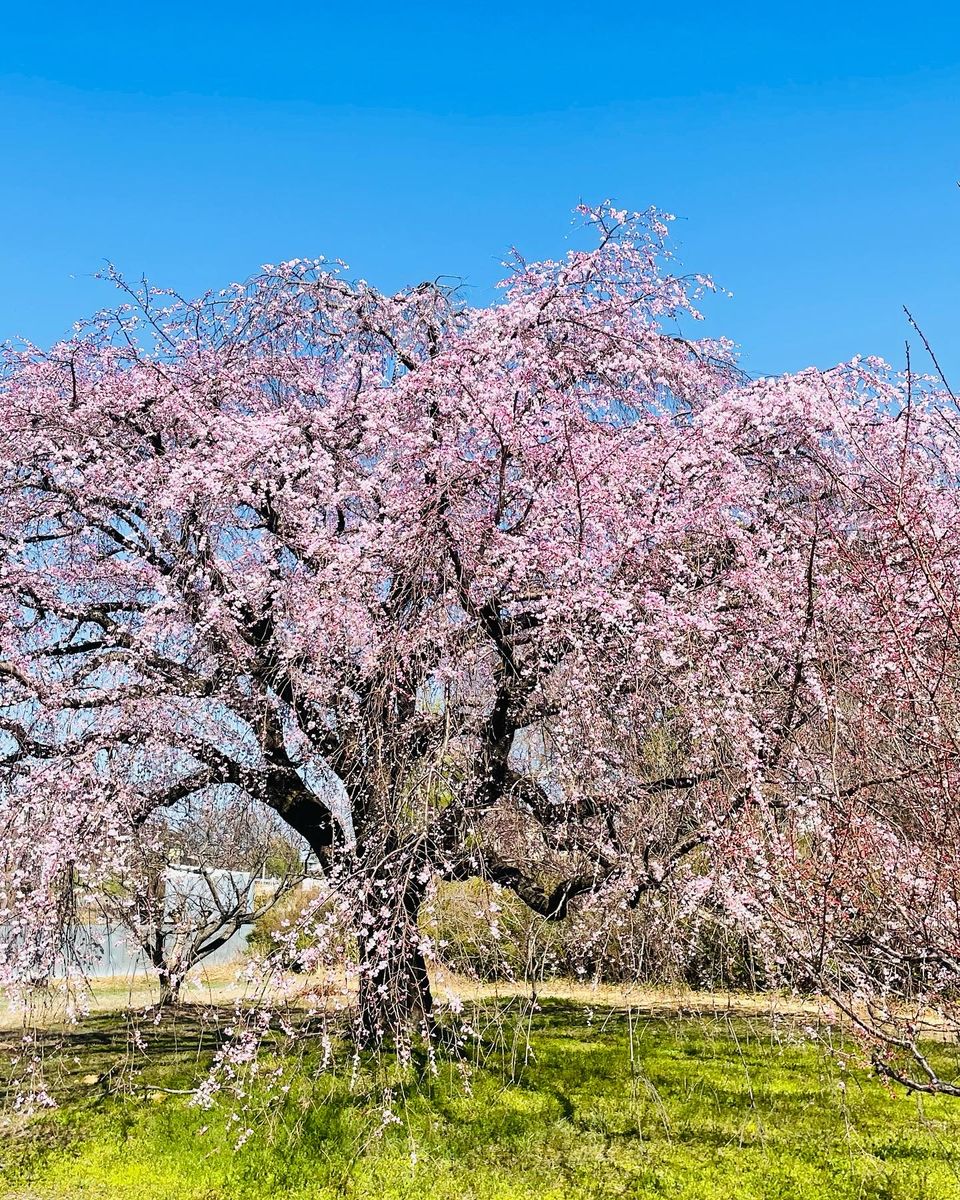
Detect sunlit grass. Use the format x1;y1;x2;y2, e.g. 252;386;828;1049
2;998;960;1199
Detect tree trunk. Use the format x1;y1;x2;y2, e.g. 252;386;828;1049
355;870;433;1046
157;966;181;1007
273;797;435;1045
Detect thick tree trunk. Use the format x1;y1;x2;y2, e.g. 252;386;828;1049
355;871;433;1046
270;785;435;1045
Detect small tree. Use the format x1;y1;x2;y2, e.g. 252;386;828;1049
100;794;307;1004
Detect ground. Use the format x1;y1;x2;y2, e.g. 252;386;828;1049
1;985;960;1199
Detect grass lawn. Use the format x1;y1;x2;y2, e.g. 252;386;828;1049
2;996;960;1199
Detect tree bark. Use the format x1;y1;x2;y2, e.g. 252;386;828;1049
157;967;181;1007
355;867;433;1046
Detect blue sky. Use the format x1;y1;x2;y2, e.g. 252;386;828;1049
1;2;958;380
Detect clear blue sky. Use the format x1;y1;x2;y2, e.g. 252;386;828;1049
2;2;958;380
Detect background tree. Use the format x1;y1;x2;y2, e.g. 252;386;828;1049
97;793;307;1005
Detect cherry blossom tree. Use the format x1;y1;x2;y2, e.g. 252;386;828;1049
1;206;959;1081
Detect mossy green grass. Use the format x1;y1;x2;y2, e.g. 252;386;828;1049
2;998;960;1199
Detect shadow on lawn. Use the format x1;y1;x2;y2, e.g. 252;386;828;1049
4;993;953;1121
6;994;823;1084
0;1006;244;1106
4;995;960;1200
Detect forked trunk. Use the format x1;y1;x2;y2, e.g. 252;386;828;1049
157;967;181;1007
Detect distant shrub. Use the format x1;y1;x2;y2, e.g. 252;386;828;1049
423;880;566;983
426;880;776;991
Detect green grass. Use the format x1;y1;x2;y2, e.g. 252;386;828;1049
3;998;960;1199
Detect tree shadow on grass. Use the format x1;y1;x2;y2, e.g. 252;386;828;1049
3;995;960;1200
0;1005;250;1107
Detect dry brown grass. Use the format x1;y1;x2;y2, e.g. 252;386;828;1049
3;961;954;1045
